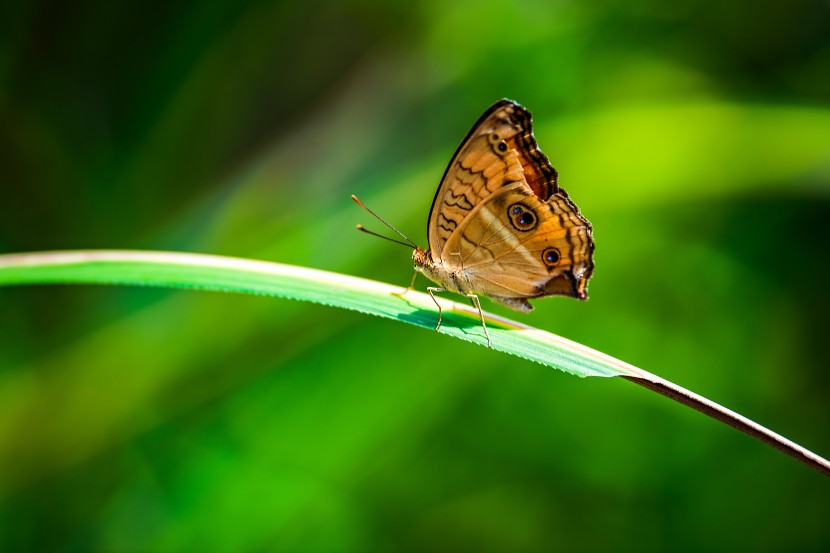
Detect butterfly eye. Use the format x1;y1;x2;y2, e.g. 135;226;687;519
543;248;561;266
507;203;537;231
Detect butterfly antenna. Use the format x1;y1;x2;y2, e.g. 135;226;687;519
355;225;413;248
351;195;418;248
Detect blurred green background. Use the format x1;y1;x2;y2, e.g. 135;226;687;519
2;0;830;551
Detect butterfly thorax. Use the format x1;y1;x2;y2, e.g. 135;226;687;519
412;246;470;294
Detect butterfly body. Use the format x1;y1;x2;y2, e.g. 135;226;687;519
415;100;595;319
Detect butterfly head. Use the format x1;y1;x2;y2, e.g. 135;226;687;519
412;246;441;284
412;246;428;268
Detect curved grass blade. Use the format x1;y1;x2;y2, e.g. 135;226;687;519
0;250;828;477
0;250;631;378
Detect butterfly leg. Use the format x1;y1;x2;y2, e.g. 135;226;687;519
426;287;446;332
404;271;418;294
466;293;492;348
392;272;419;300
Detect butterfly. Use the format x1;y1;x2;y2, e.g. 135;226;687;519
354;99;595;347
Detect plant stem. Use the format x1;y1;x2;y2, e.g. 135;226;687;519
621;374;830;477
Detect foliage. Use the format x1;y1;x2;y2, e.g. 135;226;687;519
2;0;830;551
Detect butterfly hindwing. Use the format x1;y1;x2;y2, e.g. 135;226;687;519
440;182;593;307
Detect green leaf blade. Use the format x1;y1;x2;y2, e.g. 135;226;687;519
3;250;829;476
0;250;635;378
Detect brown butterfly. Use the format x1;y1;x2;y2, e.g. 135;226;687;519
354;99;595;347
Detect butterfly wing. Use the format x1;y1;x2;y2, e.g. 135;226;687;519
427;99;557;259
428;99;594;310
440;182;594;311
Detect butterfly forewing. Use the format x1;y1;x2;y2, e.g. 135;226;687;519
427;100;529;257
